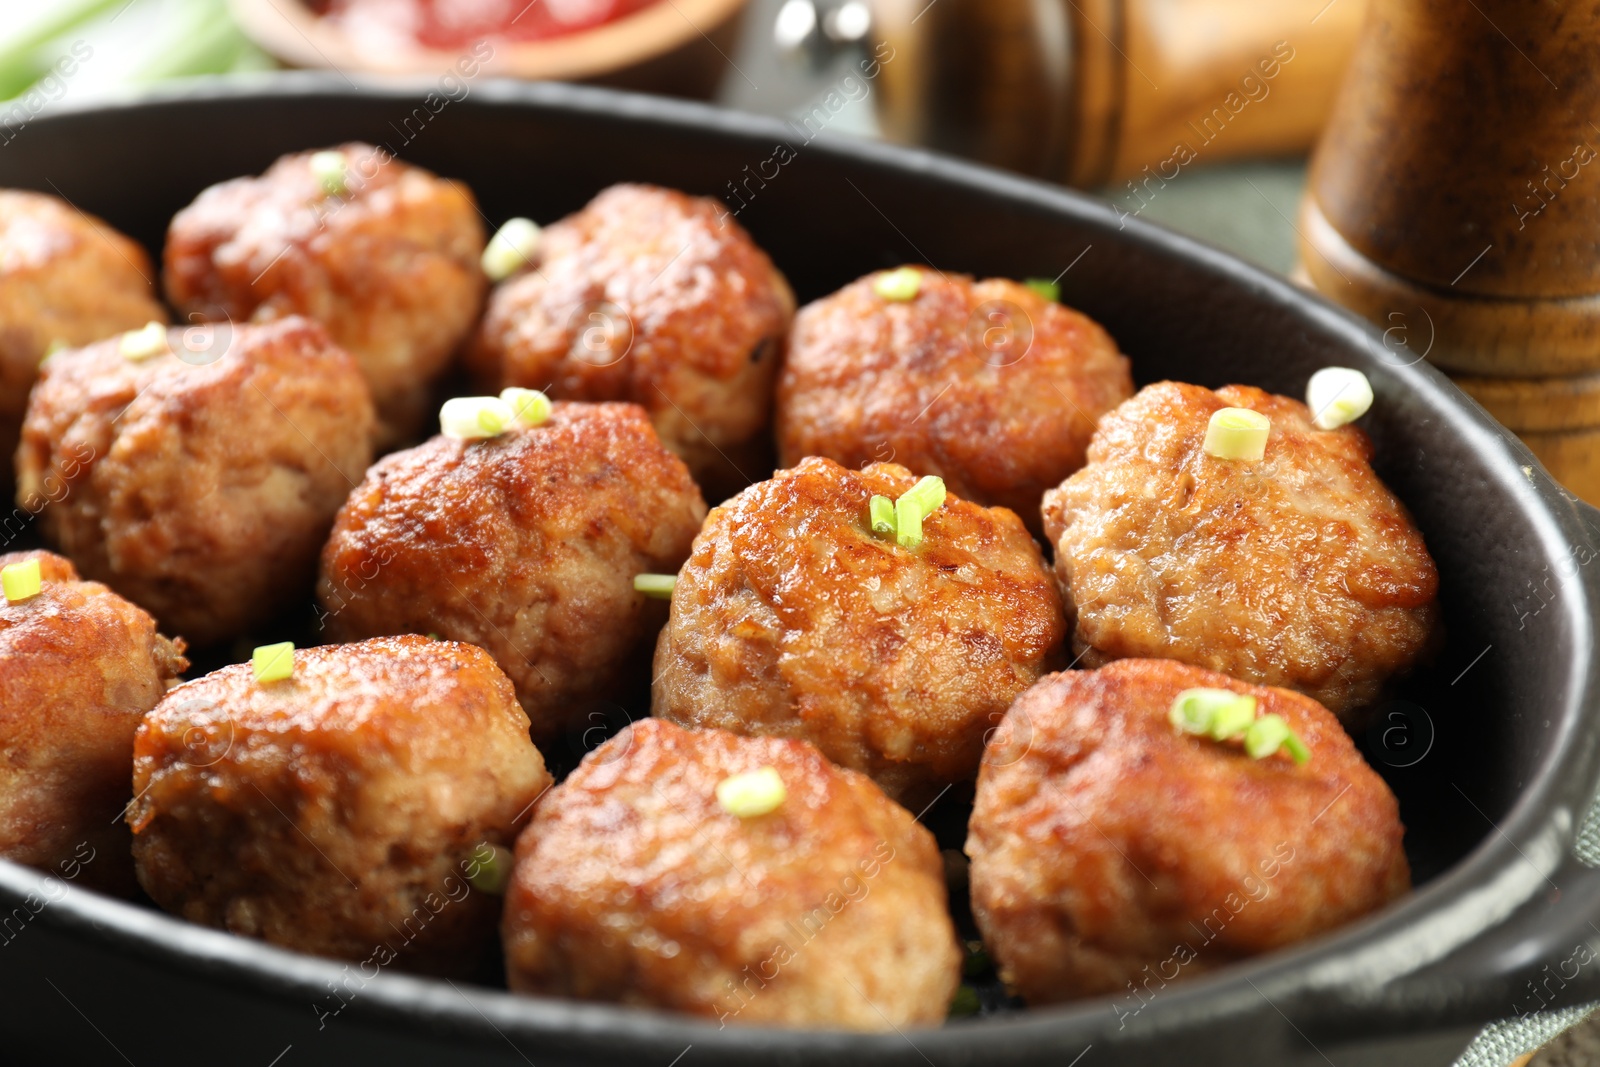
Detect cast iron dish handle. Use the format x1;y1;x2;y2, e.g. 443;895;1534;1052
1301;495;1600;1036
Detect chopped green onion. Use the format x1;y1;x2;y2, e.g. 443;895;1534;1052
1306;367;1374;430
949;985;981;1017
440;396;514;440
1;559;42;603
252;642;295;684
899;475;947;517
1209;696;1258;741
482;218;542;281
716;766;787;817
119;321;168;362
634;573;677;599
873;267;922;302
1203;407;1270;462
1243;714;1290;759
310;151;348;197
869;494;897;537
1283;732;1312;766
500;387;551;429
1168;687;1249;735
1023;278;1061;303
44;339;69;358
466;842;515;895
894;493;924;549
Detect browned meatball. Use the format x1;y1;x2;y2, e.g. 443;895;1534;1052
467;184;795;499
0;190;166;499
165;143;486;446
777;268;1133;533
0;550;186;896
968;659;1409;1004
653;456;1066;806
18;316;374;646
130;635;550;976
503;718;960;1029
1042;382;1440;724
319;401;705;742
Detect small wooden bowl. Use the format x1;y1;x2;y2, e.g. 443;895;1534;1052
229;0;747;98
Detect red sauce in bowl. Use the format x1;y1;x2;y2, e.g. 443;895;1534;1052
310;0;665;50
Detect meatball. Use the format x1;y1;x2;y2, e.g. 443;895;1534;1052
165;143;486;446
129;635;550;976
1042;381;1440;723
0;550;187;896
467;184;795;499
0;189;166;498
653;456;1066;806
967;659;1409;1004
503;718;960;1029
18;316;375;646
319;401;706;742
776;268;1133;532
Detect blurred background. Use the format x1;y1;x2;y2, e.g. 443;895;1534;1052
0;2;1592;1064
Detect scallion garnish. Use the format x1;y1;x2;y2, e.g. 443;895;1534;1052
1;559;42;603
869;495;897;536
634;573;677;599
1203;407;1270;462
1169;688;1309;764
440;396;514;441
1023;278;1060;303
466;842;515;895
873;267;922;302
482;218;542;282
119;321;168;362
310;150;348;197
1306;367;1374;430
869;475;948;549
252;642;294;684
949;985;981;1017
716;767;787;817
500;387;551;429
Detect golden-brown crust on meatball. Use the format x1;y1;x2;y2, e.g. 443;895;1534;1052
776;269;1132;532
164;143;486;446
503;718;960;1029
130;635;551;976
0;550;186;896
1041;381;1440;722
319;401;705;741
467;184;795;499
967;659;1409;1004
18;316;375;646
0;190;166;496
653;456;1066;806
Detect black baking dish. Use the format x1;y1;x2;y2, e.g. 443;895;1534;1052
1;76;1599;1067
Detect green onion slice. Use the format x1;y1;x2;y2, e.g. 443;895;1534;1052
252;642;294;684
1203;406;1270;462
482;217;542;281
873;267;922;302
1023;278;1061;303
1;559;42;603
716;766;787;817
500;387;551;429
894;493;925;549
634;573;677;599
310;150;348;197
466;842;515;895
869;494;897;537
119;321;168;362
1306;367;1374;430
1168;687;1247;735
1282;732;1312;766
1243;714;1290;759
440;396;514;440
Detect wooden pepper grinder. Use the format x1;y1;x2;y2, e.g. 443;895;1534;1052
777;0;1367;186
1298;0;1600;503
